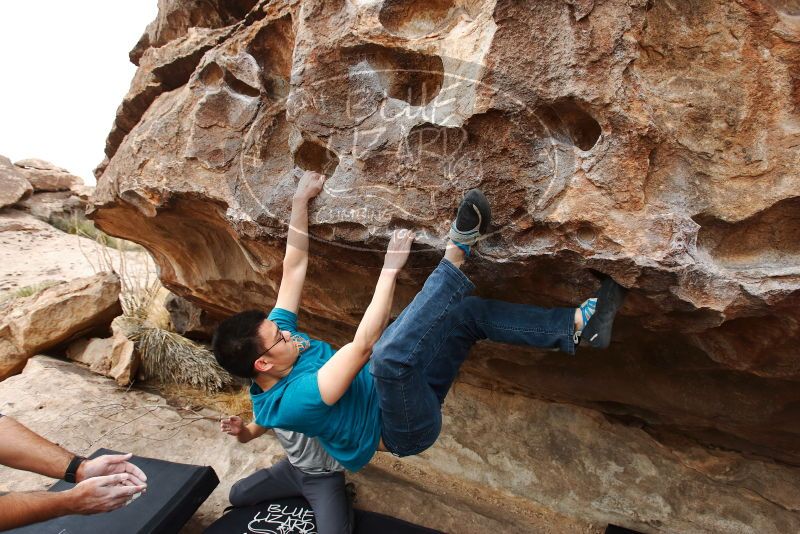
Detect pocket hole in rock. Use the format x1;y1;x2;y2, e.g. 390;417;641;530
294;140;340;177
379;0;479;38
693;197;800;270
576;225;597;247
537;99;602;151
199;62;225;86
246;15;294;100
345;44;444;106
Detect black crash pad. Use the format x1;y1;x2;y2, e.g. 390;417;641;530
203;496;443;534
5;448;218;534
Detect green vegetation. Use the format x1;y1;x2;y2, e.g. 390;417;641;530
49;213;142;252
0;281;60;304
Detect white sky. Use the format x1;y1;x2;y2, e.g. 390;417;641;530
0;1;159;185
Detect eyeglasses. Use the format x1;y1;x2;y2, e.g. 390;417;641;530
258;331;286;359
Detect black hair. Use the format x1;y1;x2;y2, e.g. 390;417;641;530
212;310;268;378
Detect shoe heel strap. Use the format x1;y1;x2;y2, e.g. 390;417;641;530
449;222;480;246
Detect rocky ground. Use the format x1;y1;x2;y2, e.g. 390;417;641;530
0;357;600;533
4;353;800;533
0;209;154;296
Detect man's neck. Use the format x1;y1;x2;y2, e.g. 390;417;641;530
253;366;293;392
253;373;278;392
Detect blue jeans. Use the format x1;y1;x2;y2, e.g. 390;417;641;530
370;258;575;456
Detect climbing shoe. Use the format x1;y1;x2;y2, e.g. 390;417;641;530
579;275;627;349
448;189;492;254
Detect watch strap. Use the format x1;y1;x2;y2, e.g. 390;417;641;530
64;455;86;483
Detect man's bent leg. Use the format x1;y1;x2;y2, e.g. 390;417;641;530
424;296;575;403
371;258;473;456
301;471;353;534
371;258;475;376
229;458;302;507
374;365;443;456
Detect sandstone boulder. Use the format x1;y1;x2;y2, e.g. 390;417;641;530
71;184;95;201
0;155;33;209
109;316;141;386
165;293;218;340
89;0;800;465
128;0;260;65
87;0;800;529
66;337;115;373
106;26;236;165
15;191;87;222
0;273;122;380
14;159;84;192
66;327;139;387
14;159;69;172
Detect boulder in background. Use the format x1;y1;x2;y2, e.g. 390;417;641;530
14;158;84;192
15;191;87;222
0;155;33;209
0;272;122;380
66;337;115;374
165;293;219;340
109;320;139;386
66;328;139;387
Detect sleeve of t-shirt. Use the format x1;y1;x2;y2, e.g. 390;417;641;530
268;307;299;335
278;373;331;430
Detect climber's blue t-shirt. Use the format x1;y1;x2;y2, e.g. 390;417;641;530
250;308;382;472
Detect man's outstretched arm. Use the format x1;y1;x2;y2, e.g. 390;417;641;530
318;230;415;405
274;170;326;314
0;473;144;530
0;416;146;484
0;490;75;530
220;416;268;443
0;416;146;529
0;415;77;480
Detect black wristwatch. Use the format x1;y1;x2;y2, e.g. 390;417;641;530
64;455;86;483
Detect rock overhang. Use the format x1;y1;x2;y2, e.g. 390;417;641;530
88;0;800;467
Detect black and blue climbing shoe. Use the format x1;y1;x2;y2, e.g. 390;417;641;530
448;189;492;255
579;276;627;349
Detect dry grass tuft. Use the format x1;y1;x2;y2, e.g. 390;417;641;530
119;277;161;325
59;214;234;395
113;260;234;393
131;327;234;393
158;382;253;422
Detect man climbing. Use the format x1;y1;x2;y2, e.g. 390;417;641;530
212;170;626;472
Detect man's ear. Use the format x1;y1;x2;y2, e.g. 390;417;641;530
254;357;274;373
